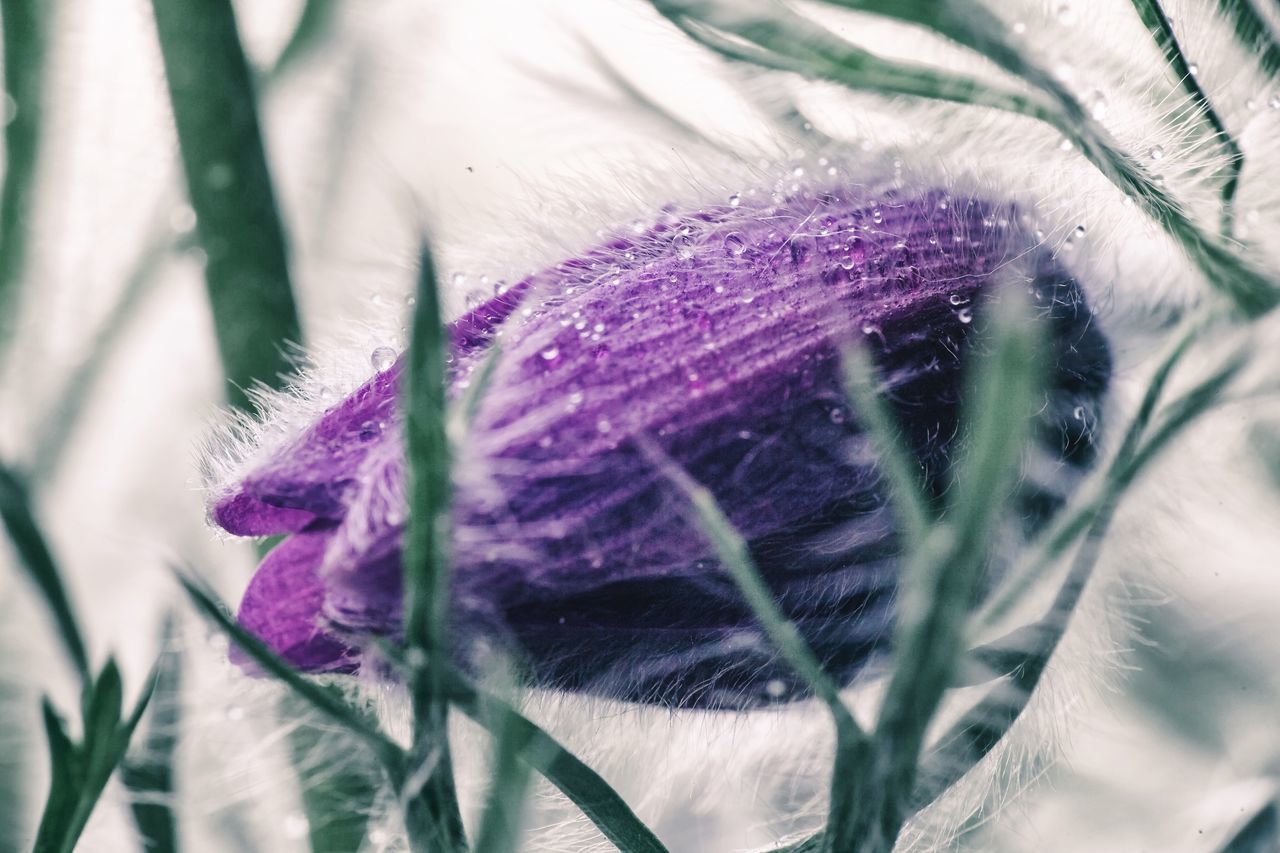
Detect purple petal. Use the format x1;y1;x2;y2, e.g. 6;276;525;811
234;525;358;673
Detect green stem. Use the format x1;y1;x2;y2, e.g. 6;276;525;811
149;0;303;412
0;0;48;361
1128;0;1243;234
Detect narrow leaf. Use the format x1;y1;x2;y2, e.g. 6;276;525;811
447;673;670;853
401;240;466;851
123;617;183;853
174;570;400;766
0;462;90;682
149;0;303;411
0;0;48;360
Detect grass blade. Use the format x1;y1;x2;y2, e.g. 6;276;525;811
174;571;400;766
645;439;869;853
122;617;182;853
840;344;933;542
400;241;465;852
34;660;160;853
149;0;303;412
265;0;342;83
0;0;48;360
1128;0;1242;230
0;462;90;682
447;673;670;853
852;294;1043;851
283;689;386;853
469;677;537;853
651;0;1280;317
1220;800;1279;852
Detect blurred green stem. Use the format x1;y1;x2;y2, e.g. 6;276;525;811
150;0;303;412
0;0;48;360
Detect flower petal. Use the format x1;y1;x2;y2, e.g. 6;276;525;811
234;525;358;673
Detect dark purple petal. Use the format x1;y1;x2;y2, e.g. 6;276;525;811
233;525;358;673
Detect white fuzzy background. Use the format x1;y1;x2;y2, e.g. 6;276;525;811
2;0;1280;851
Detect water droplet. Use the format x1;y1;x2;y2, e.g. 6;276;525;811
205;162;234;190
596;418;612;434
675;235;696;260
829;407;846;425
861;320;879;335
1088;91;1109;120
956;307;973;324
1073;405;1086;420
405;294;417;306
1269;94;1280;109
540;346;560;362
1148;145;1165;160
370;347;396;371
1187;63;1199;77
284;813;309;840
765;679;789;698
728;192;741;207
452;272;466;287
870;208;884;224
169;205;196;233
1012;21;1027;34
741;293;755;304
1073;224;1087;239
792;166;805;178
723;233;747;256
949;293;969;306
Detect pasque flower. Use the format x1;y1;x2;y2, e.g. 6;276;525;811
211;185;1110;708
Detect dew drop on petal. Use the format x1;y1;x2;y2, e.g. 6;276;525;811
370;346;396;372
540;346;560;362
956;307;974;324
1148;145;1165;161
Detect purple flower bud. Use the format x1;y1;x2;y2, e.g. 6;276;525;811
212;186;1110;708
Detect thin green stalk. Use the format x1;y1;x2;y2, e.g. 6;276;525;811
1128;0;1243;232
284;689;385;853
1217;0;1280;80
469;679;537;853
122;618;182;853
0;463;90;682
850;296;1042;852
33;661;159;853
840;345;933;542
149;0;303;412
652;0;1280;317
0;0;47;361
648;440;869;853
971;317;1218;635
264;0;342;84
446;673;670;853
175;572;402;767
918;341;1249;810
402;242;465;852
